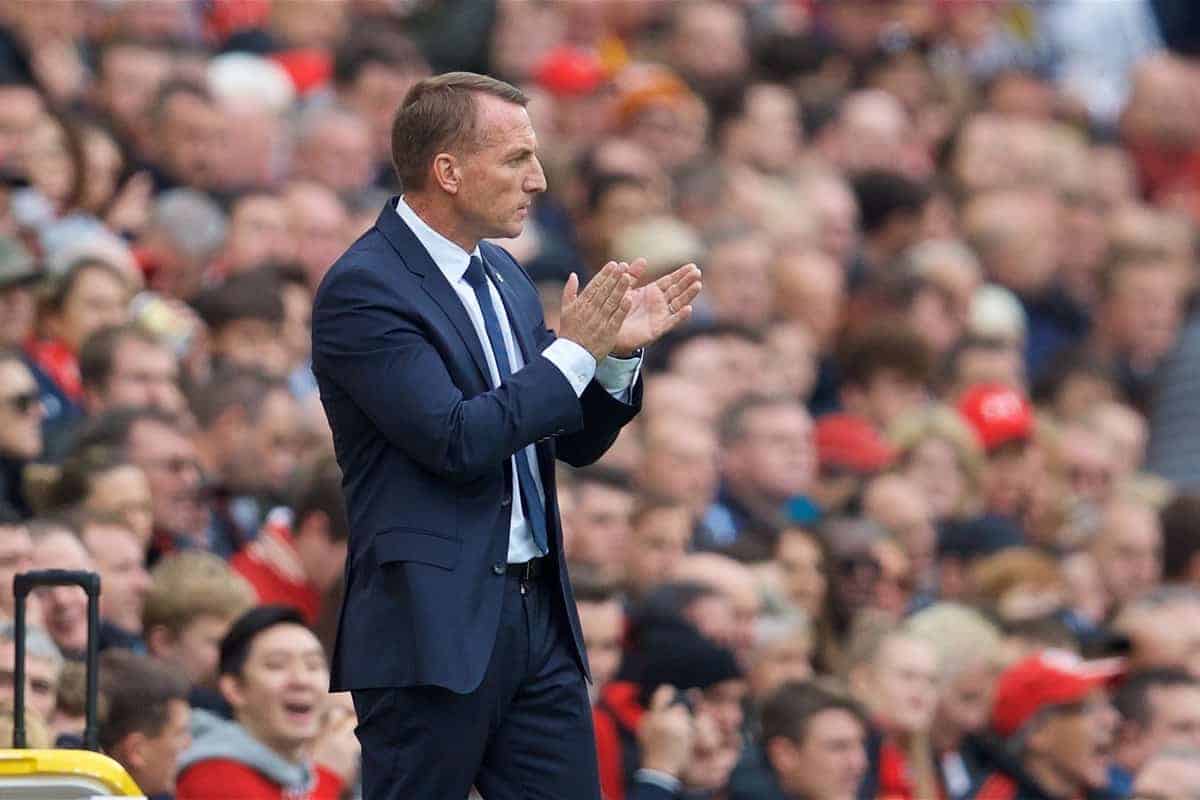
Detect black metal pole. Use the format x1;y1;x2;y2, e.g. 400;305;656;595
12;574;26;749
83;573;100;752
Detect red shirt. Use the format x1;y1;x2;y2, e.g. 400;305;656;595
175;759;344;800
230;514;322;625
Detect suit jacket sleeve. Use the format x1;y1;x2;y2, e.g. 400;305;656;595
312;263;585;483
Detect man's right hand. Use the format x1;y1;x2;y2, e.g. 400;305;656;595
637;685;695;779
558;261;635;362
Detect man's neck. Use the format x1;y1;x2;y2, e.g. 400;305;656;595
404;193;479;253
1023;755;1085;799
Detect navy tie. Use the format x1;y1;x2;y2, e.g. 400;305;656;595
464;255;549;556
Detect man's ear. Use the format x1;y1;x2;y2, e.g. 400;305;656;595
109;730;147;772
218;673;244;711
765;735;797;776
432;153;460;195
145;625;175;661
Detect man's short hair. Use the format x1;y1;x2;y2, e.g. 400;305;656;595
143;551;256;636
188;268;284;331
152;78;212;129
569;568;622;606
188;364;285;430
1162;494;1200;583
291;454;348;543
332;26;427;89
851;169;930;235
838;321;933;390
70;406;187;457
571;464;635;495
98;649;189;753
1113;668;1199;728
760;680;867;747
390;71;528;192
78;324;168;393
718;394;800;446
219;605;311;678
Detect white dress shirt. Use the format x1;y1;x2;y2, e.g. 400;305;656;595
397;197;641;563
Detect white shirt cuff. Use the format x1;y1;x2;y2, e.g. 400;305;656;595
595;352;642;400
542;338;596;397
634;768;682;794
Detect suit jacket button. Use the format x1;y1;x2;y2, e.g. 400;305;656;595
492;562;505;575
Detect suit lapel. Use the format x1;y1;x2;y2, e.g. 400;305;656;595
373;198;491;387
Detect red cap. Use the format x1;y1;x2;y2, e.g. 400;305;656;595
815;413;895;474
533;46;606;97
957;383;1034;452
271;48;332;96
991;649;1124;738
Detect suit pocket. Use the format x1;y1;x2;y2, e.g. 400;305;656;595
373;527;461;570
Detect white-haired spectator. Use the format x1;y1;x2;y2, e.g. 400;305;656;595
0;620;64;725
292;106;374;197
140;189;228;299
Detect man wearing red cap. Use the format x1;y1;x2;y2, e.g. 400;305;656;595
957;383;1037;524
974;650;1122;800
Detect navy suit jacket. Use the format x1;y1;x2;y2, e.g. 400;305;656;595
312;199;641;694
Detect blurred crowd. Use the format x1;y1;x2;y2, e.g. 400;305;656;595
1;0;1200;799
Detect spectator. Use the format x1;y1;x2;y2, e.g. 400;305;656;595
281;181;351;290
700;395;815;562
745;616;814;704
1160;493;1200;586
78;324;186;418
564;466;636;584
218;193;293;276
192;366;303;552
1132;747;1200;799
37;445;153;546
27;256;132;406
231;454;347;626
175;606;359;800
99;649;192;799
862;474;938;600
729;680;869;800
574;571;624;705
622;498;691;600
138;188;228;299
189;268;289;379
150;80;226;195
636;418;719;525
78;511;151;651
0;349;44;517
810;413;896;516
595;616;744;800
143;551;256;712
974;650;1121;800
0;621;62;725
674;553;763;669
889;405;986;524
772;249;846;355
848;169;931;290
0;508;34;622
775;526;829;626
1110;668;1200;794
903;603;1005;800
0;236;39;350
838;322;934;433
700;224;774;330
74;407;208;559
845;629;941;800
1112;587;1200;680
1089;498;1164;617
29;519;93;657
957;383;1037;524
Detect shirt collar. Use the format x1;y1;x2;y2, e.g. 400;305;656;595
395;195;481;284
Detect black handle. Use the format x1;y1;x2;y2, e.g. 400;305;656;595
13;570;101;751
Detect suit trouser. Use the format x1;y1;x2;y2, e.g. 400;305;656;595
351;568;602;800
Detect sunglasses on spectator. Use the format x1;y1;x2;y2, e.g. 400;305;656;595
0;390;39;415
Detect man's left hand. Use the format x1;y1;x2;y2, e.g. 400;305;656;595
612;259;702;356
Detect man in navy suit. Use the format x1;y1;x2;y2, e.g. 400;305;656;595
311;72;701;799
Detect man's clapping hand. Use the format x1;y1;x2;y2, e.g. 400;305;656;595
558;261;635;361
